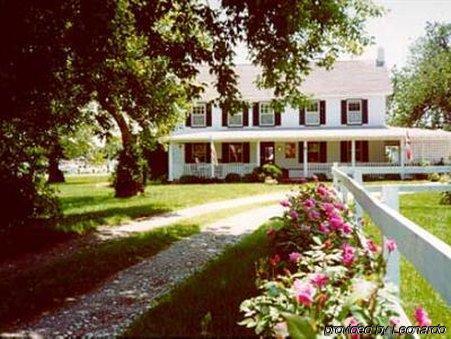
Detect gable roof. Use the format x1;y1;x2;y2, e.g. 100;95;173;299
196;60;392;101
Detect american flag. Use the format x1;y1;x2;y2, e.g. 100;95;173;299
211;140;218;166
405;130;413;162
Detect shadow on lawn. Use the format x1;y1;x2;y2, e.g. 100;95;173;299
0;222;201;331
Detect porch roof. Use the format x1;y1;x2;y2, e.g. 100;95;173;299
166;127;451;142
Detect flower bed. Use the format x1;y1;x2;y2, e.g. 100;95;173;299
239;182;431;337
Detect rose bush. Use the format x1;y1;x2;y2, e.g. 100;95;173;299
239;183;429;337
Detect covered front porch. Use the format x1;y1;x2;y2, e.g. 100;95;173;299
166;127;451;181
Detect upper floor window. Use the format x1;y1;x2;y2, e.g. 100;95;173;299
228;112;243;127
347;99;362;125
191;104;206;127
305;101;320;125
259;102;274;126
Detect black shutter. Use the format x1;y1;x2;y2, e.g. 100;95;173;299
298;142;304;163
275;111;281;126
253;102;259;126
243;104;249;126
186;113;191;127
362;141;369;162
242;143;250;163
299;107;305;125
185;143;193;163
362;99;368;124
320;142;327;163
206;103;212;126
320;100;326;125
206;143;211;163
340;141;348;162
222;106;228;127
221;143;229;163
341;100;347;125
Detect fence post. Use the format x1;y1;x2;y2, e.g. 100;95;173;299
353;170;363;225
382;186;400;292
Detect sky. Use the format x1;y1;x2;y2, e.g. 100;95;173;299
233;0;451;70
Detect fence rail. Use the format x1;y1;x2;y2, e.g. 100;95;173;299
332;165;451;305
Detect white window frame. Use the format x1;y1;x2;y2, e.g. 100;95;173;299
227;111;243;127
191;103;207;127
305;100;320;126
347;99;362;125
259;102;275;126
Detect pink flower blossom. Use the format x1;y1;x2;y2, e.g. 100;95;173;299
385;238;397;253
344;317;360;339
280;199;291;207
308;209;320;220
303;198;315;209
341;243;356;266
414;306;431;326
318;222;330;234
366;239;379;253
288;251;301;263
293;279;316;307
269;254;281;267
312;174;319;182
329;215;344;231
289;210;299;220
334;202;346;210
310;273;329;288
389;316;401;327
322;202;335;215
341;222;353;234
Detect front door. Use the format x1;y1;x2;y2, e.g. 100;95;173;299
260;142;275;165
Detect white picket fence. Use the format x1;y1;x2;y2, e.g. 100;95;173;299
332;164;451;306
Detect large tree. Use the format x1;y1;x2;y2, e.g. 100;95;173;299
389;22;451;129
67;0;382;197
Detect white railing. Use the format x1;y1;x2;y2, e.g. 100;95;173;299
332;165;451;305
183;163;257;179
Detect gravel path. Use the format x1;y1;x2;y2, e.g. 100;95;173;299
11;204;284;337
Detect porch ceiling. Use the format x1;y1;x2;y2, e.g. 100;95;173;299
165;127;451;142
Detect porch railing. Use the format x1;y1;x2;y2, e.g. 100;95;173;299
183;163;258;179
332;165;451;305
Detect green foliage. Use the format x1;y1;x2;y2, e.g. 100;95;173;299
440;191;451;205
389;22;451;129
428;173;441;182
260;164;283;180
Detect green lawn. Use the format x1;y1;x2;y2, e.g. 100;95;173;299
125;192;450;337
0;202;274;331
56;175;290;233
364;192;450;335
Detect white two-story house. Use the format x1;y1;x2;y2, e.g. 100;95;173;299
166;55;451;181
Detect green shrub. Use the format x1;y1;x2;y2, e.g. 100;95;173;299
225;173;242;183
428;173;441;182
260;164;282;179
440;191;451;205
179;175;203;184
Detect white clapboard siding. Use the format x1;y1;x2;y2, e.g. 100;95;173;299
332;166;451;305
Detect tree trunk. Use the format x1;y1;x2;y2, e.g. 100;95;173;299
47;144;65;183
109;108;145;197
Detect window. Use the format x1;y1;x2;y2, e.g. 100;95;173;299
259;102;275;126
305;101;320;125
228;143;243;162
191;104;206;127
345;141;366;162
285;142;296;159
347;99;362;125
308;142;321;162
193;143;207;163
228;112;243;127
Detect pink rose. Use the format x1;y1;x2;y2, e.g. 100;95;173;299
329;215;344;231
310;273;329;288
341;222;353;234
293;279;316;307
318;221;330;234
303;198;315;209
334;202;346;210
385;238;397;253
366;239;379;253
322;202;335;215
344;317;360;339
414;306;431;326
341;243;356;266
308;209;320;220
316;185;328;197
288;251;301;263
289;210;299;220
269;254;281;267
280;199;291;207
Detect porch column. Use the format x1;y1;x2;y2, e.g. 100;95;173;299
400;138;405;179
210;139;215;178
168;142;174;181
351;139;356;168
256;140;260;167
303;140;308;178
